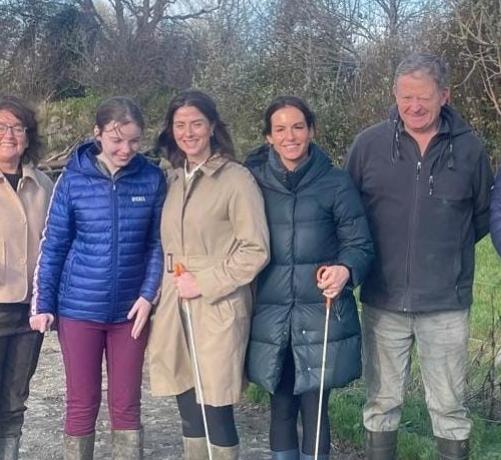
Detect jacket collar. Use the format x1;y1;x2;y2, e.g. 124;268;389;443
0;162;41;187
247;143;332;193
171;153;231;180
198;153;231;176
21;162;42;186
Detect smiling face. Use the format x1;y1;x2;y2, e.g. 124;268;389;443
95;120;142;174
0;110;28;173
394;71;449;137
266;106;314;171
172;105;213;164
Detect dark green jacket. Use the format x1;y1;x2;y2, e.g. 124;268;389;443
245;144;374;394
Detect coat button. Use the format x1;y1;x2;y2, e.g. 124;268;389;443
302;330;306;334
307;367;311;372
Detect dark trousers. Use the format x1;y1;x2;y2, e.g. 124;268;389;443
58;317;149;436
0;331;43;437
270;350;331;455
176;388;238;447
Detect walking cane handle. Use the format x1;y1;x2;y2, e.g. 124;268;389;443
316;265;332;309
174;263;186;277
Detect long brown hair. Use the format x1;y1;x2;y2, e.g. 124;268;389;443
155;90;235;168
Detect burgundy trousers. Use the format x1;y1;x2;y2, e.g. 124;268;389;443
58;317;149;436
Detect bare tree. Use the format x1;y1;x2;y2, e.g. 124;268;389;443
450;0;501;116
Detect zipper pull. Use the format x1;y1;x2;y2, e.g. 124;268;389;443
335;303;341;321
416;161;421;180
429;175;434;195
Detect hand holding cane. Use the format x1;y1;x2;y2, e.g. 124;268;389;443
174;263;213;460
314;265;333;460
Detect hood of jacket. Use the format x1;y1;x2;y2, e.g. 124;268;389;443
245;143;333;192
66;140;148;178
388;104;474;171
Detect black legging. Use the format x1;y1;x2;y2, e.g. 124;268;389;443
176;388;239;447
270;350;331;455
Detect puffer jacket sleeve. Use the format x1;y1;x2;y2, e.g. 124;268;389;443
490;170;501;256
139;172;167;302
473;150;494;242
32;172;74;315
332;170;374;287
195;168;270;304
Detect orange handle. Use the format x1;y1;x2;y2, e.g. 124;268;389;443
174;263;186;277
316;266;332;310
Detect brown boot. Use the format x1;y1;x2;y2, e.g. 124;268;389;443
182;437;209;460
64;433;95;460
436;437;469;460
211;444;239;460
365;430;398;460
111;429;144;460
0;436;20;460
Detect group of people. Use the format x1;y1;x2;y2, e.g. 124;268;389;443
0;51;497;460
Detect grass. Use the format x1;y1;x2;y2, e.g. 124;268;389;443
246;237;501;459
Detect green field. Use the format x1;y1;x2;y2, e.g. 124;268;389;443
247;237;501;459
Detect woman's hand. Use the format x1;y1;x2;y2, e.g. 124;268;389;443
127;296;152;339
317;265;350;299
29;313;55;333
173;271;201;299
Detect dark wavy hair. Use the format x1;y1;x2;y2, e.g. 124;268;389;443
262;95;316;136
155;90;235;168
0;95;43;166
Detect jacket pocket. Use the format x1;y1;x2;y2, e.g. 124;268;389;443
0;240;4;284
62;255;76;295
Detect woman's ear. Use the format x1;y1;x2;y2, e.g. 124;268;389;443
94;125;101;139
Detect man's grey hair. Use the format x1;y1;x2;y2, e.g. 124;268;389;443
394;53;450;90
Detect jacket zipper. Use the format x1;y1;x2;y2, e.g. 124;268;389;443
290;195;297;309
402;133;442;311
403;158;421;311
111;180;118;319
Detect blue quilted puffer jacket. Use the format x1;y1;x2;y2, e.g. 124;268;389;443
33;141;167;323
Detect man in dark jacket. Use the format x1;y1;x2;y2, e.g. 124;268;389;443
346;53;493;460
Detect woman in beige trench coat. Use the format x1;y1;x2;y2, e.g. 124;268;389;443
148;90;269;459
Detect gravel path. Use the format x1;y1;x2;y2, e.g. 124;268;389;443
21;334;361;459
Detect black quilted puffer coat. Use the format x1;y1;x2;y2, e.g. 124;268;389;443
245;144;374;394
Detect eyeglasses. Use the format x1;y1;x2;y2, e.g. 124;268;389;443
0;123;27;136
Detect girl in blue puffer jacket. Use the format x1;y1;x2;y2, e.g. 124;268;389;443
30;97;166;459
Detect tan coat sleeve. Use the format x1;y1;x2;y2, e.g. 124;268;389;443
195;169;270;304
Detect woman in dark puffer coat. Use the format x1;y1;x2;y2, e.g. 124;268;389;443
491;170;501;257
245;96;374;460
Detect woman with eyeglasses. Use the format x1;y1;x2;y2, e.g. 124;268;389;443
30;97;166;459
0;95;53;459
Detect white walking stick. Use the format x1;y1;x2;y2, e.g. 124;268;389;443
175;263;213;460
314;266;332;460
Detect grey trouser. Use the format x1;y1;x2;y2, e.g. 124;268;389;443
362;305;471;440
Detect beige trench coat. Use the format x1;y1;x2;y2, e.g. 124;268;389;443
148;155;269;406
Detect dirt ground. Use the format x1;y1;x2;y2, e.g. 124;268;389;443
21;334;362;459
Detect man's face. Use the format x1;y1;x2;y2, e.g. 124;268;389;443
393;71;449;136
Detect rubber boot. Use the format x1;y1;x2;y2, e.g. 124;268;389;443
64;433;95;460
182;437;209;460
272;449;300;460
365;430;398;460
0;436;20;460
210;443;239;460
111;429;144;460
300;452;329;460
436;437;469;460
